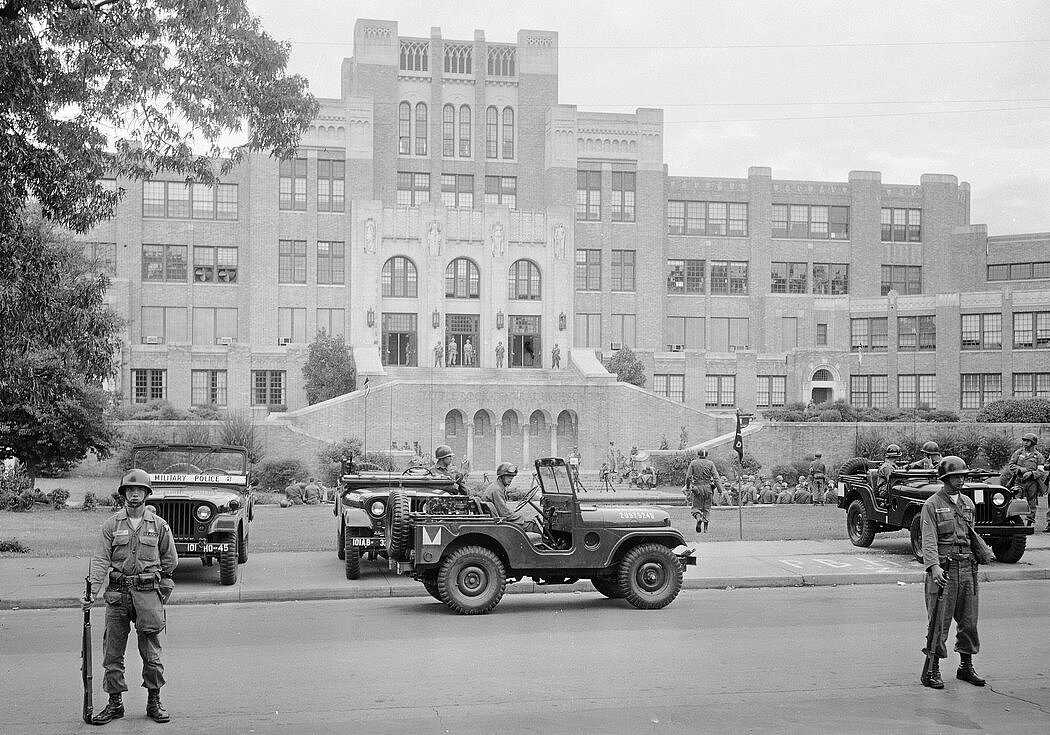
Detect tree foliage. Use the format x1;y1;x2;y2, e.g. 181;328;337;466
0;211;120;476
975;398;1050;423
303;331;357;405
604;345;646;388
0;0;318;233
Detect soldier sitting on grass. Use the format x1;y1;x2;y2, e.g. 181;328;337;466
284;481;304;505
792;476;813;505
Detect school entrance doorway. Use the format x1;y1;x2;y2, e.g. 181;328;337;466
510;315;541;367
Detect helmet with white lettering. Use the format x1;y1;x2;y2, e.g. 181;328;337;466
119;468;153;497
697;448;708;459
936;456;970;481
885;444;902;460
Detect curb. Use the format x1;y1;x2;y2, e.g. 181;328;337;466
6;566;1046;611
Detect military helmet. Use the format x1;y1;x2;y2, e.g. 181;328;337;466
920;441;940;455
1021;432;1038;444
496;462;518;479
697;448;708;458
776;475;784;481
885;444;902;459
936;455;970;481
434;445;454;461
119;468;153;496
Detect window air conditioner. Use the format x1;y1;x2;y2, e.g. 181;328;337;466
670;344;685;352
144;335;160;345
216;337;233;346
278;337;292;346
609;342;622;350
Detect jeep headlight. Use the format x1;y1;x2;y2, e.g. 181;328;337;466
195;504;213;521
227;498;241;512
369;500;386;517
991;491;1006;507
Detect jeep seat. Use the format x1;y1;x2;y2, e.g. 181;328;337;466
525;531;545;547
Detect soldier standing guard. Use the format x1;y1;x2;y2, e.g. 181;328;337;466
433;340;444;367
919;456;988;689
495;340;505;368
1005;432;1046;529
81;470;178;724
685;448;723;533
551;343;561;368
446;337;458;366
463;338;475;367
809;453;827;502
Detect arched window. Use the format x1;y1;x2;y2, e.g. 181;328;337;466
445;257;480;299
556;410;576;437
458;104;471;157
414;103;427;155
508;259;541;300
813;368;832;381
501;410;519;436
398;102;411;155
381;256;418;297
442;104;455;157
502;107;514;159
473;411;491;437
445;410;464;437
529;410;546;436
486;106;498;159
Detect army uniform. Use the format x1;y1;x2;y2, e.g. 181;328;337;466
284;482;304;505
919;459;986;689
302;481;322;504
1007;445;1046;527
87;505;178;720
758;482;776;504
809;457;827;502
792;481;812;505
685;456;723;532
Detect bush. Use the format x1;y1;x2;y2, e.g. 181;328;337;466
604;345;646;388
768;463;799;486
108;399;220;422
255;458;310;493
982;431;1017;470
818;409;842;422
174;423;212;444
46;488;70;510
116;427;168;471
952;427;984;466
253;491;285;506
651;452;690;487
82;491;99;511
976;398;1050;423
0;538;30;554
895;434;924;464
218;412;265;465
317;438;399;486
922;409;960;423
762;409;805;422
855;429;888;460
0;464;35;511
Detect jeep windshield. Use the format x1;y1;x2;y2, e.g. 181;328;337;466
130;446;248;478
535;460;574;495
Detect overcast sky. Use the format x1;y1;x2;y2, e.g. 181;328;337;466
248;0;1050;235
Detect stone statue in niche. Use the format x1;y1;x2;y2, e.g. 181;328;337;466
363;218;377;254
553;224;566;259
427;220;442;256
490;222;505;257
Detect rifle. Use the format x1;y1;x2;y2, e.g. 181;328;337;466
82;576;93;724
921;578;946;683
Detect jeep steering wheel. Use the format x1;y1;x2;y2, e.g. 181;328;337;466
402;466;433;476
162;462;202;474
513;481;542;514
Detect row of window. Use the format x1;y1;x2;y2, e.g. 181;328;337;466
987;261;1050;281
396;173;517;209
667;260;849;297
850;312;1050;352
379;313;547;368
574;314;753;354
665;204;920;241
398;103;515;160
136;307;346;345
851;373;1050;410
143;181;239;220
278;154;345;212
576;169;636;222
654;374;785;408
398;41;516;77
382;256;541;300
133;369;287;407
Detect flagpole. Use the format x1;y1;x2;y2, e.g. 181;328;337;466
734;409;745;541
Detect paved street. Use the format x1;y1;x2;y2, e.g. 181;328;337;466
1;582;1047;734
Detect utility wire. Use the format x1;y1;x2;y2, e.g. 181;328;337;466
286;38;1050;49
660;105;1050;124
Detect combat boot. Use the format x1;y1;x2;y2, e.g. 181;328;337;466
695;518;703;533
146;689;170;723
91;694;124;725
703;521;709;533
921;658;944;689
956;654;986;686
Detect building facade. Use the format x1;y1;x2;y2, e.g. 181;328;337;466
81;19;1050;462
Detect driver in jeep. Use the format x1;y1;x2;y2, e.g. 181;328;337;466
477;462;542;533
431;445;469;495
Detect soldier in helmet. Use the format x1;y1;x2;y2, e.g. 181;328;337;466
1005;432;1046;528
877;444;904;498
80;469;178;724
908;441;943;470
809;453;828;502
685;448;723;533
431;444;468;495
919;456;986;690
478;463;542;532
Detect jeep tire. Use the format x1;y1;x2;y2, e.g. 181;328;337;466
237;525;249;564
421;573;442;601
344;533;361;580
337;523;345;560
591;576;625;599
909;513;923;561
437;545;507;615
218;532;238;586
384;489;412;561
617;543;683;610
991;531;1026;564
839;457;878;476
846;499;877;547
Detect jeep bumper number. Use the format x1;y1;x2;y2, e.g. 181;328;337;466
178;542;230;554
349;537;383;547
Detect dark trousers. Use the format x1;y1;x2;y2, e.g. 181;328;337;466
1020;481;1039;523
102;589;166;693
924;559;980;659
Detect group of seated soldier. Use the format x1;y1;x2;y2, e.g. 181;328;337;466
712;474;838;506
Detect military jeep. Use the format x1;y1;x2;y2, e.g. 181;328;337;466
131;444;255;585
386;457;697;614
334;465;456;579
836;457;1032;563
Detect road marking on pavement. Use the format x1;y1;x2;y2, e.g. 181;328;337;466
774;556;919;574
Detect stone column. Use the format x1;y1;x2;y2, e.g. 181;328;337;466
465;422;475;465
494;424;503;466
522;427;530;469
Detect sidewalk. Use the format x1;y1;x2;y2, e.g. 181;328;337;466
4;535;1048;610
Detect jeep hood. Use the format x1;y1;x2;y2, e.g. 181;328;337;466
149;487;245;503
579;505;671;528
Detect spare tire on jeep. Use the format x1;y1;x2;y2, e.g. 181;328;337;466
384;488;412;561
839;457;878;477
